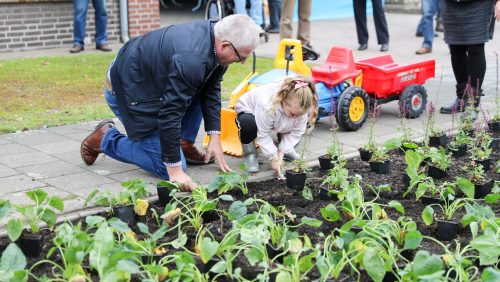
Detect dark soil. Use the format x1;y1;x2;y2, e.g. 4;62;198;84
1;147;498;281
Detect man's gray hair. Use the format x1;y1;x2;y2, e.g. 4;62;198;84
214;14;260;49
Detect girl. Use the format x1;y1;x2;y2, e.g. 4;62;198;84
234;76;318;177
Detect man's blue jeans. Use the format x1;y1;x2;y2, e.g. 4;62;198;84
234;0;263;26
268;0;282;29
101;87;205;179
420;0;440;49
73;0;108;46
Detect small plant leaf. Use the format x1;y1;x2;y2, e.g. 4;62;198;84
388;200;405;215
228;201;247;221
320;204;340;222
40;209;57;228
26;189;47;205
108;218;132;233
484;193;500;204
482;267;500;282
48;196;64;212
403;230;422;250
117;259;140;274
199;237;220;264
0;243;26;271
0;200;12;219
412;250;443;277
83;189;99;207
455;177;474;199
6;219;23;242
422;206;434;226
218;195;234;202
243;247;262;266
470;233;500;265
302;186;313;201
300;216;322;228
85;215;106;227
276;271;292;282
363;247;386;282
211;261;227;274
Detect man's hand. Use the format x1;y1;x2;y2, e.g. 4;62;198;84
166;166;197;191
206;134;232;172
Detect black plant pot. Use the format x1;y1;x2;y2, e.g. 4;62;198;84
420;196;442;206
474;179;493;199
266;243;284;263
473;158;491;172
369;160;390;174
156;184;174;206
449;144;467;157
427;165;447;179
488;120;500;133
141;254;165;265
201;210;221;223
402;173;410;188
491;137;499;152
285;170;307;191
358;148;373;162
318;155;336;170
19;231;44;257
400;249;415;261
319;186;337;200
429;134;448;147
437;219;458;241
113;204;137;226
197;258;218;273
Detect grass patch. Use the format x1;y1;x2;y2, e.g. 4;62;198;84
0;53;275;133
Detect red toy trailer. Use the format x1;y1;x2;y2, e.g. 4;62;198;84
355;55;435;118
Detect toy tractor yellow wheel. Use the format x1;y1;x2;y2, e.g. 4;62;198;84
336;86;369;131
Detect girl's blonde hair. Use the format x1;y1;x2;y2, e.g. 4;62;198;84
270;76;318;116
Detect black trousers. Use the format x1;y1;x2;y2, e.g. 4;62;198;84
353;0;389;45
449;44;486;93
236;113;257;144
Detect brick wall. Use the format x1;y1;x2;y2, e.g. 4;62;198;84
128;0;160;39
0;0;120;52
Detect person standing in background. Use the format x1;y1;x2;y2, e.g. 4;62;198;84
353;0;390;52
415;0;440;54
439;0;499;121
234;0;265;32
70;0;112;53
267;0;282;33
280;0;318;53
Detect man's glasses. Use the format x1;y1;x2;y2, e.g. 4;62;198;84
226;41;247;63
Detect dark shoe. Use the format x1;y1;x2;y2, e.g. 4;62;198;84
302;43;320;60
358;44;368;51
265;26;280;33
435;22;443;32
69;44;84;53
180;139;214;165
416;32;423;37
380;44;389;52
96;44;112;52
80;119;115;165
439;98;466;114
415;47;432;55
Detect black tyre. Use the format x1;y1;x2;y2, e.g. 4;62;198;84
399;84;427;119
205;0;225;21
336;86;369;131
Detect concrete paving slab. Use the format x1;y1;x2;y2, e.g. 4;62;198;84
0;143;35;156
0;151;58;168
2;186;75;205
0;174;47;193
3;130;63;146
0;137;10;145
70;181;125;199
52;150;87;164
15;160;85;180
86;158;138;175
32;139;82;155
43;171;116;194
0;164;20;178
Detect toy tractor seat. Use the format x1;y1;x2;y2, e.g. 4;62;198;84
312;46;361;88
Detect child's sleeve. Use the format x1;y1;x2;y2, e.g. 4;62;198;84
278;115;308;154
254;104;278;158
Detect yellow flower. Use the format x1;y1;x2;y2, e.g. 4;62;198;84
353;240;366;253
442;254;454;265
159;267;169;281
125;231;137;240
154;247;167;255
134;199;149;216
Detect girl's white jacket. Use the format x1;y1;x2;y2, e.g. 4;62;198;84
234;79;308;158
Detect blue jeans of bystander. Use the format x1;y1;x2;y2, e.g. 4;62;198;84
420;0;440;48
73;0;108;46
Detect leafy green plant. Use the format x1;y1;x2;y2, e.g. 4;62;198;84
465;163;488;184
448;130;473;150
470;144;492;161
6;189;64;240
84;178;150;214
470;227;500;266
427;147;451;171
425;102;444;137
321;159;349;192
399;250;445;281
361;105;379;152
169;187;218;231
325;135;343;159
422;195;469;224
207;165;249;195
461;203;498;237
369;138;400;162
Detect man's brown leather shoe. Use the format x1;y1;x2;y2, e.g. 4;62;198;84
69;44;84;53
180;139;214;165
81;119;115;165
96;44;112;52
415;47;432;55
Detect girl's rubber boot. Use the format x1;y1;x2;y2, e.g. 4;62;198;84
242;143;259;173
